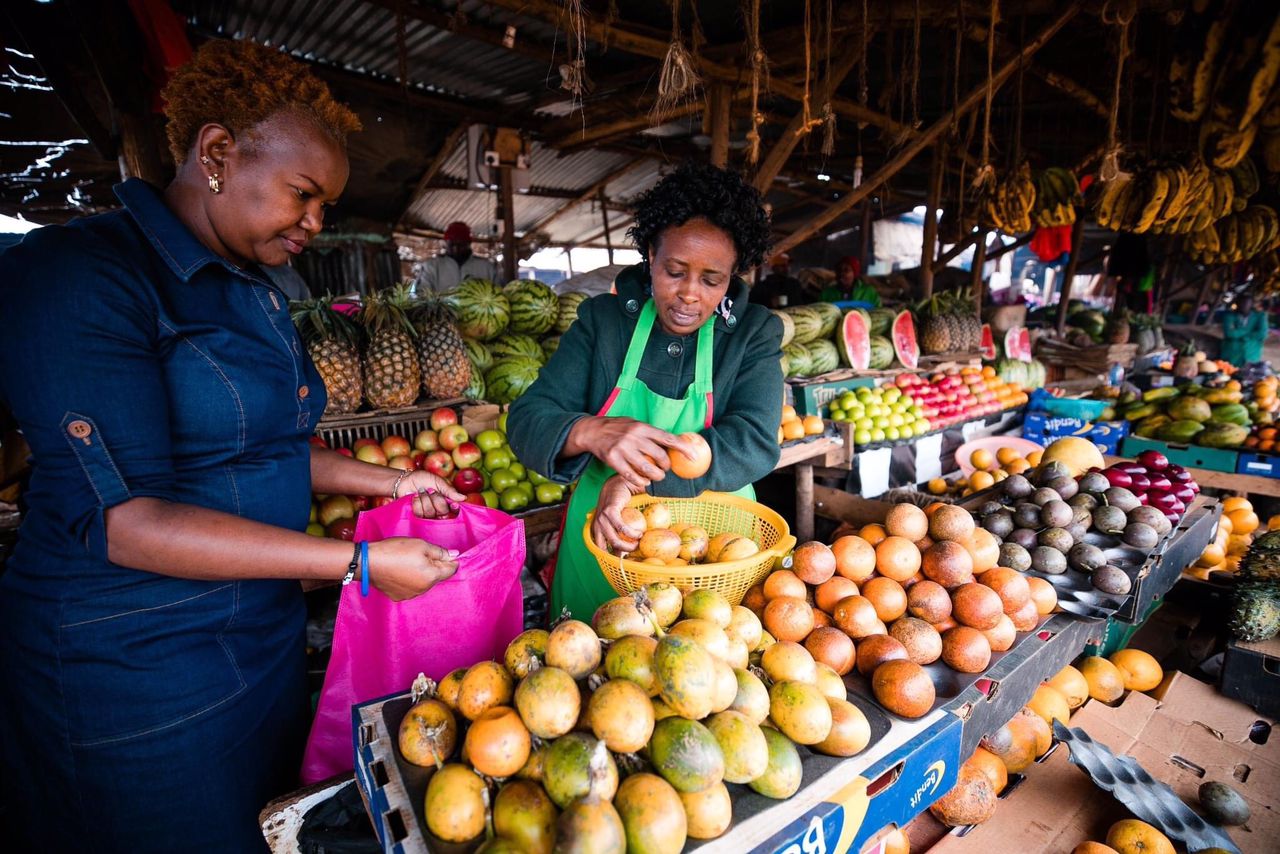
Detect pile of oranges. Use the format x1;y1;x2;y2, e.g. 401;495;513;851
926;445;1044;496
740;500;1058;720
778;404;825;444
1187;495;1277;578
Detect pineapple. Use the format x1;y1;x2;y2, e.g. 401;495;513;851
361;285;421;409
291;297;363;415
1241;530;1280;581
1228;580;1280;642
411;296;472;400
918;295;951;354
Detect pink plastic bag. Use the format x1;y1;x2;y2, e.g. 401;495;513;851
300;496;525;783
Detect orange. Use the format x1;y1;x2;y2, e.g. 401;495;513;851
1222;496;1253;514
1026;684;1070;727
763;569;807;600
1025;450;1043;466
970;449;997;472
782;420;805;441
859;523;889;546
802;414;825;435
1105;820;1174;854
969;471;995;491
831;535;877;582
781;404;797;422
875;536;922;582
1227;508;1260;534
1108;649;1163;692
995;447;1023;466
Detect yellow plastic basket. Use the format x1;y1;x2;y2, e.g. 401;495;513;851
583;492;796;605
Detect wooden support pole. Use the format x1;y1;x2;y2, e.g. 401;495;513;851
970;232;988;295
709;83;731;169
771;5;1079;256
920;144;945;298
1192;270;1218;325
1056;216;1086;335
795;463;815;543
117;112;165;184
499;165;518;282
859;203;873;273
598;189;614;265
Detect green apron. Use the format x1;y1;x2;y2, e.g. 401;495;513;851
551;299;754;621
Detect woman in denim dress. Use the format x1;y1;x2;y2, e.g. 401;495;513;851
0;41;460;852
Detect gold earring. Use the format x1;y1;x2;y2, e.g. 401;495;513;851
208;173;222;194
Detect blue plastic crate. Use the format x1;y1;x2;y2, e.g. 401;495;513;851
1237;451;1280;479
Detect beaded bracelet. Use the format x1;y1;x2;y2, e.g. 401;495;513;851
391;469;412;500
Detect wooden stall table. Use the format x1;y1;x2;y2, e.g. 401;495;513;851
773;431;847;542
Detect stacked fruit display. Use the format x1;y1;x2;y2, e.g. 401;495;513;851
308;408;570;539
895;366;1030;428
405;584;872;851
777;404;826;445
823;384;932;446
611;498;761;568
1114;383;1254;449
928;445;1044;498
779;303;920;377
916;290;984;355
1186;496;1266;579
741;502;1060;722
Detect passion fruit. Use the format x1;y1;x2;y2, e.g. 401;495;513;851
643;582;684;627
504;629;549;679
515;665;581;739
792;540;838;585
728;667;771;724
546;620;603;679
613;772;688;854
654;634;717;720
587;678;655;754
668;618;732;662
888;616;943;665
604;634;660;696
906;579;953;623
398;696;458;768
458;660;515;721
425;764;488;843
544;733;619;809
871;659;936;718
761;640;817;684
465;705;532;778
682;588;732;628
813;697;872;757
749;726;803;799
804;626;857;675
855;634;910;677
493;779;557;854
941;626;992;673
680;782;733;839
593;596;656;640
706;710;770;784
725;605;763;650
648;716;726;793
769;680;833;745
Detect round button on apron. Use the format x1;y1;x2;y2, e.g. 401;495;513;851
67;420;92;439
667;341;683;357
726;314;738;328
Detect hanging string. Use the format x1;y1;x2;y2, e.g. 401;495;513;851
559;0;590;106
973;0;998;190
745;0;767;165
821;0;836;156
800;0;815;132
1099;0;1136;181
652;0;702;123
911;0;922;129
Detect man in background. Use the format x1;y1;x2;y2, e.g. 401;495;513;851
753;253;807;309
415;221;498;293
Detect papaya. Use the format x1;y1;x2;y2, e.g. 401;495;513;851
1210;403;1251;427
1197;422;1249;448
1134;414;1171;438
1204;388;1244;405
1156;420;1205;443
1121;403;1158;421
1142;387;1181;403
1168;397;1212;422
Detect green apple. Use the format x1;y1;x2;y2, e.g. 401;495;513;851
490;468;520;492
476;429;506;452
499;486;529;512
507;462;527;482
481;489;499;509
483;447;513;471
498;411;509;433
305;523;326;537
527;470;549;486
535;483;564;504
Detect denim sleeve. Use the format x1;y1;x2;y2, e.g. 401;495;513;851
0;228;182;561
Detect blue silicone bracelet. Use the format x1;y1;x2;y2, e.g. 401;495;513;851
360;541;371;597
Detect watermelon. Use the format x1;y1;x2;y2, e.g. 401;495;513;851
868;308;897;337
447;278;510;341
786;307;824;344
464;338;493;373
1004;327;1033;361
780;353;790;377
489;333;546;364
771;310;796;348
782;343;812;378
505;279;559;335
836;310;871;370
808;302;843;339
1019;328;1032;361
463;367;485;400
485;357;541;404
979;323;997;360
891;311;919;370
869;336;894;369
555;291;588;334
807;340;840;376
541;335;560;360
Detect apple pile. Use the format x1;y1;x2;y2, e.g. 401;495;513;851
308;407;571;540
893;366;1028;429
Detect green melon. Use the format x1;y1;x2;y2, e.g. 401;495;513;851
807;339;840;376
868;308;897;338
485;357;541;404
489;333;546;364
464;338;493;373
869;336;894;369
447;278;510;341
555;292;588;334
505;279;559;335
541;335;560;360
808;302;843;339
782;343;812;378
770;310;795;348
786;307;824;345
463;367;485;400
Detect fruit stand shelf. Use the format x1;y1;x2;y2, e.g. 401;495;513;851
1105;455;1280;498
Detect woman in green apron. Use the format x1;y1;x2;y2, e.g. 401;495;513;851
508;163;785;621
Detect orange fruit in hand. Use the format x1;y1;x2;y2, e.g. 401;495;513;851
668;432;712;479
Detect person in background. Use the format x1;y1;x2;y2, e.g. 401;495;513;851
753;252;808;309
1221;292;1269;368
0;40;460;853
414;220;498;292
820;255;880;305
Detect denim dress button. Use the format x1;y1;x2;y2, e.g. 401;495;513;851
667;341;683;357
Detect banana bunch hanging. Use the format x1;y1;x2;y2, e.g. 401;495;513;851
1094;155;1260;236
1031;167;1084;227
1186;205;1280;265
978;162;1037;234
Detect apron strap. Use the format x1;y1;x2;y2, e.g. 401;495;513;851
693;313;716;427
616;300;658;391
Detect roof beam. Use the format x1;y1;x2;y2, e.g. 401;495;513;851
773;3;1080;256
963;22;1108;119
360;0;550;63
397;122;467;230
522;158;652;242
310;61;524;126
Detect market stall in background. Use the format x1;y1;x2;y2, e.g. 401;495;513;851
4;1;1280;853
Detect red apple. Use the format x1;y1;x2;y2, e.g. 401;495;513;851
309;436;328;448
351;495;370;512
388;455;416;471
355;444;389;466
353;437;381;451
414;429;440;452
424;450;455;478
318;495;356;526
372;496;395;508
430;407;459;431
452;441;482;469
382;435;412;459
326;518;357;541
438;424;470;451
453;468;484;494
411;450;428;469
463;493;488;506
336;447;353;457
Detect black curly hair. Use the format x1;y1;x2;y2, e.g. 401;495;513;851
628;162;772;275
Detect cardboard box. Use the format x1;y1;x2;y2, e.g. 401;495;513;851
1021;412;1128;456
1236;451;1280;479
925;673;1279;854
1221;637;1280;718
1121;436;1240;474
789;375;877;416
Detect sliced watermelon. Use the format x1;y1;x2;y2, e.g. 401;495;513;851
1019;328;1032;361
891;311;919;370
980;323;997;360
837;310;871;370
1004;328;1026;362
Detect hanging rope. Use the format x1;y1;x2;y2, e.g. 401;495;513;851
821;0;836;156
559;0;590;104
1099;0;1136;182
973;0;998;190
652;0;702;123
745;0;766;165
800;0;814;131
